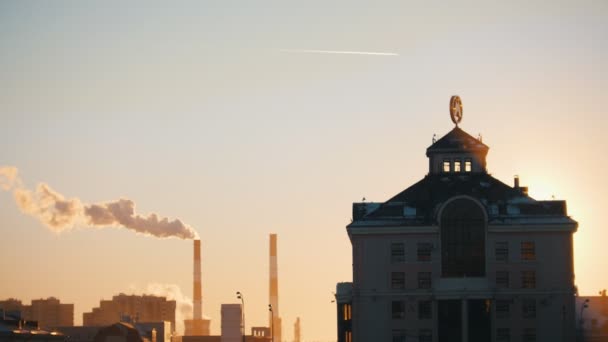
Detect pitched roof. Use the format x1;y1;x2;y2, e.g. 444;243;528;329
426;126;488;155
348;173;575;227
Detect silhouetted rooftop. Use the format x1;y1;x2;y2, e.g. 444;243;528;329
426;126;488;155
349;173;576;227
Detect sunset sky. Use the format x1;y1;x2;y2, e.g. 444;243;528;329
1;1;607;341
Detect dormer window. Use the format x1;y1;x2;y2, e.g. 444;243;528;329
454;160;461;172
443;160;451;173
465;159;472;172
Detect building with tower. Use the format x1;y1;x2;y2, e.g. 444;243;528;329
338;96;578;342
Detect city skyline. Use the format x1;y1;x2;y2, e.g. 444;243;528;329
1;1;607;341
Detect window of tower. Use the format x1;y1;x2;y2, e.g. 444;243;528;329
454;160;461;172
465;159;472;172
440;198;486;277
443;160;451;173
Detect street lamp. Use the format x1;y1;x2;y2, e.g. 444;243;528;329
268;304;274;342
579;298;590;341
237;292;245;342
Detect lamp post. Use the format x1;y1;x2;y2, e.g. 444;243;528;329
237;292;245;342
268;304;274;342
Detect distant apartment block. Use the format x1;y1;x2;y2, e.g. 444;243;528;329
83;294;176;332
0;297;73;329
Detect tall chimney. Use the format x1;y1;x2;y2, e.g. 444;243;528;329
269;234;282;342
193;239;202;320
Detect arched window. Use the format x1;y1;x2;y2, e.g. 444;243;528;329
440;198;486;277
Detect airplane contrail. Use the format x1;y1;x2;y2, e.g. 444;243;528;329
278;49;399;56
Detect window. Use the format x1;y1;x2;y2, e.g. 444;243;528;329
454;160;461;172
418;300;432;319
440;198;485;277
496;300;510;318
495;241;509;261
465;158;472;172
417;243;432;261
345;331;352;342
496;328;510;342
342;304;352;320
521;242;535;261
392;329;407;342
419;329;432;342
391;242;405;263
496;271;509;288
522;299;536;318
521;271;536;289
522;328;536;342
392;300;405;319
443;160;451;173
391;272;405;289
418;272;432;289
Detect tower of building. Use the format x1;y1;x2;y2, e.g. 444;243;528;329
184;239;211;336
269;234;282;342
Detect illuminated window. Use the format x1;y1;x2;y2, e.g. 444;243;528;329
418;301;432;319
496;271;509;288
521;271;536;289
392;329;407;342
495;241;509;261
391;242;405;263
454;160;461;172
417;243;432;261
419;329;432;342
418;272;432;289
496;328;510;342
392;300;405;319
521;242;535;261
496;300;510;318
342;304;352;320
465;158;472;172
391;272;405;289
443;160;451;172
345;331;352;342
522;299;536;318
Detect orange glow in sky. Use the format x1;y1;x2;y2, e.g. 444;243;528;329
1;2;607;341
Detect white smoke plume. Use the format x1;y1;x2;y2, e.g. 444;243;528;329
129;283;197;335
0;166;198;239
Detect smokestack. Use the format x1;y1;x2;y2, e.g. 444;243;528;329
193;239;202;320
269;234;282;342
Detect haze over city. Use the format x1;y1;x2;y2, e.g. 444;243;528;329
1;1;607;341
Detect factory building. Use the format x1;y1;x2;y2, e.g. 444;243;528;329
339;97;578;342
220;304;241;342
83;294;176;332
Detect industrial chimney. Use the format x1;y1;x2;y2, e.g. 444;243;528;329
193;239;202;320
184;239;211;336
269;234;282;342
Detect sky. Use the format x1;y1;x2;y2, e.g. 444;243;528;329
1;1;607;341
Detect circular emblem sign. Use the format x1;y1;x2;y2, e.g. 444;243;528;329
450;95;463;125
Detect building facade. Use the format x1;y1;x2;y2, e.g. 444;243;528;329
341;100;578;342
83;294;176;332
0;297;74;329
220;304;241;342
